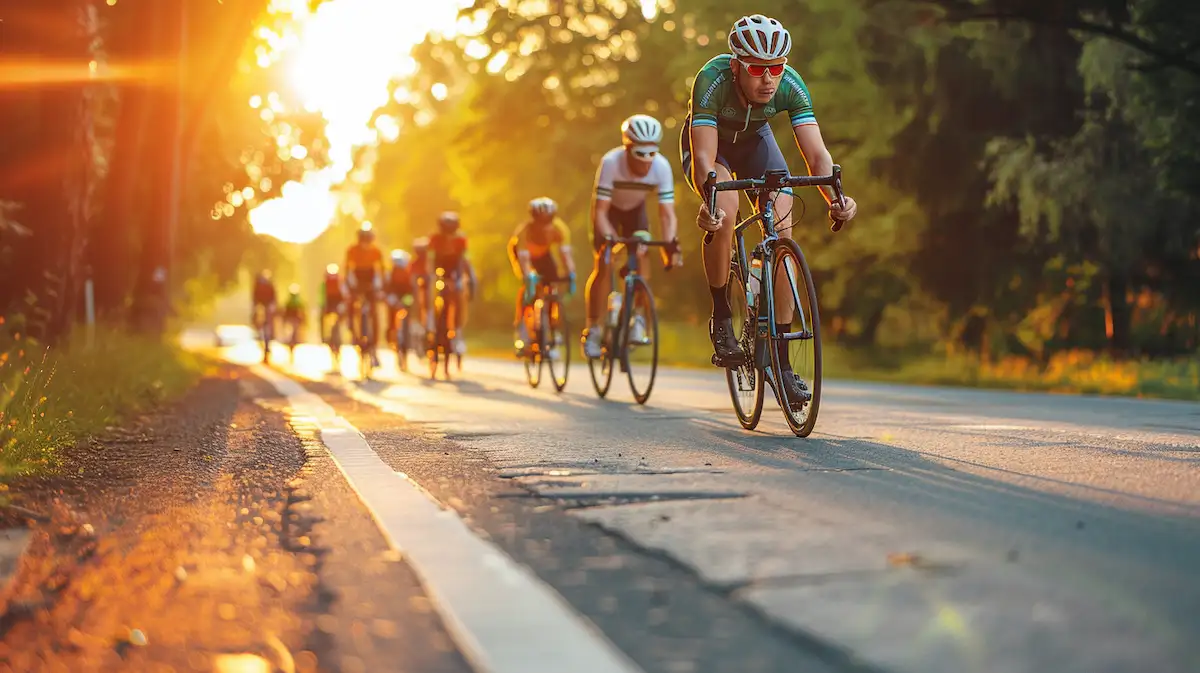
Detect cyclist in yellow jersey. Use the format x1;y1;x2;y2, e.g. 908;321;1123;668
344;223;386;364
508;197;577;355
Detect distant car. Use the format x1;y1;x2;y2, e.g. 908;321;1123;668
213;324;257;347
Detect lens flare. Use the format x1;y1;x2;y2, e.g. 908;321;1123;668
248;0;471;243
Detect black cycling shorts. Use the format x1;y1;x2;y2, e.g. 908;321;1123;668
530;254;563;282
679;117;794;204
591;202;649;250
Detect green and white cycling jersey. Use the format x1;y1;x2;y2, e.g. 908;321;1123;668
688;54;817;143
593;147;675;210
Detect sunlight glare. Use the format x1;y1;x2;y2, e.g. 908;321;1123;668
248;0;471;243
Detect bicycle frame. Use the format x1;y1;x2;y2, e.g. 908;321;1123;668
731;200;811;369
529;280;568;350
354;292;375;348
600;236;672;372
704;167;846;368
431;267;459;348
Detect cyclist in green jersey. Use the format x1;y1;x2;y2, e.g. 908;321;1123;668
681;13;858;401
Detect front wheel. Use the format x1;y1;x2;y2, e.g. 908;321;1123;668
396;313;410;373
624;278;659;405
769;238;823;437
359;305;374;380
547;297;570;392
587;327;614;398
725;265;764;429
524;300;544;388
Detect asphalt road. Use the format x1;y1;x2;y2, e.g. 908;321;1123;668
215;334;1200;673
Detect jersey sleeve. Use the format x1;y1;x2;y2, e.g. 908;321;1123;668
594;154;616;202
689;65;724;129
653;156;675;204
509;222;529;250
781;67;817;128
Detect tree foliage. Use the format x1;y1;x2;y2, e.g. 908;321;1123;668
361;0;1197;354
0;0;327;338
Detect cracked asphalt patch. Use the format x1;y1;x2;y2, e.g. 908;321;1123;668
304;378;869;673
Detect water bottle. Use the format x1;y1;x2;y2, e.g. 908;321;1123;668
747;258;763;307
607;291;623;327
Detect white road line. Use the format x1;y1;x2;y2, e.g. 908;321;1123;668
251;365;644;673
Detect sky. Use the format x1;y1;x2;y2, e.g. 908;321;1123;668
247;0;660;244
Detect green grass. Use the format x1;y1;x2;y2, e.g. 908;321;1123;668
0;324;203;478
839;350;1200;401
468;324;1200;401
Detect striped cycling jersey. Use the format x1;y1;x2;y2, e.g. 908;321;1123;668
593;147;674;210
688;54;817;143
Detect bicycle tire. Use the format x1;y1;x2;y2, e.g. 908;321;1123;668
768;238;823;437
725;265;764;429
624;277;659;405
588;326;614;398
360;302;374;380
548;296;570;392
430;299;447;380
399;321;410;373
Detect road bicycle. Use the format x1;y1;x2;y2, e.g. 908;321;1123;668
520;278;571;391
350;290;378;380
388;294;417;374
426;267;464;380
702;166;846;436
587;233;675;405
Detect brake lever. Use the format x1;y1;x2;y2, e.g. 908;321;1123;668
828;165;847;233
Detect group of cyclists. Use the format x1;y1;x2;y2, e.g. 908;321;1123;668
250;14;859;393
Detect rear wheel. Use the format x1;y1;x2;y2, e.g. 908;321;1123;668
725;265;763;429
769;239;823;437
624;278;659;405
547;296;570;392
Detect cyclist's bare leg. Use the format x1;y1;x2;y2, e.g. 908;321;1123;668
701;163;740;290
367;293;382;349
456;282;469;332
414;279;428;332
514;290;524;327
585;247;612;329
446;292;458;340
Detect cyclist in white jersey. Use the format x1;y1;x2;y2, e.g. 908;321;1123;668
583;114;683;358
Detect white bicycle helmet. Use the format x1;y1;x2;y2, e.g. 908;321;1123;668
728;14;792;60
529;197;558;217
391;249;411;267
621;114;663;146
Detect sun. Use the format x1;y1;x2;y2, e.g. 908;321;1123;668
248;0;472;244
